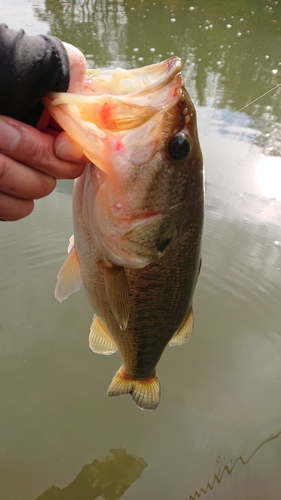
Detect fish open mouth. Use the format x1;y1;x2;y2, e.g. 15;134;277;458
44;57;183;173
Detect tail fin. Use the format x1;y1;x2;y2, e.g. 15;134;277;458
107;367;160;411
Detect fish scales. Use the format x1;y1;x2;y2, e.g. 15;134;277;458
46;57;204;410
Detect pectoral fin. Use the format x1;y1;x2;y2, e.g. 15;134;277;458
107;367;160;411
55;237;82;302
89;315;117;355
104;264;130;331
169;307;194;346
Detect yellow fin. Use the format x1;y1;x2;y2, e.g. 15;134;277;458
107;368;160;411
89;315;117;355
104;265;130;331
169;307;194;346
67;234;75;253
54;240;81;302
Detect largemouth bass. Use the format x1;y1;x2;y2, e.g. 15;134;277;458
45;57;204;411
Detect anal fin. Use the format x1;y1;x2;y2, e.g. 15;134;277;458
89;315;117;355
104;264;130;331
107;367;160;411
169;307;194;346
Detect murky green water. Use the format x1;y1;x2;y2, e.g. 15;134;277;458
1;0;281;498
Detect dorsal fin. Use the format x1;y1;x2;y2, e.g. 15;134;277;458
55;236;82;302
169;307;194;346
89;315;117;355
107;367;160;411
104;264;130;331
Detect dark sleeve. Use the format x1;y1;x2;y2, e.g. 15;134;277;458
0;24;70;126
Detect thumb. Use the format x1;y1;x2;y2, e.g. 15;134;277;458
62;42;87;94
55;131;87;162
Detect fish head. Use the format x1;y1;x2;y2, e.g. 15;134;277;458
45;57;203;268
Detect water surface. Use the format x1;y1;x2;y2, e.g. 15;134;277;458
1;1;281;499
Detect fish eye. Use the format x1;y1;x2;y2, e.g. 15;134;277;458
168;133;191;161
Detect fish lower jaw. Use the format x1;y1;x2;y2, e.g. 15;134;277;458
109;200;164;221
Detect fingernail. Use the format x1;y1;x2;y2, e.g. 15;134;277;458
0;118;21;151
55;137;84;162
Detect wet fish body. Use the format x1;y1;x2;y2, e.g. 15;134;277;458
46;57;204;410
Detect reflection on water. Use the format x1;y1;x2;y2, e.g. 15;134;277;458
1;0;281;499
256;156;281;200
36;449;147;500
33;0;129;67
190;430;281;499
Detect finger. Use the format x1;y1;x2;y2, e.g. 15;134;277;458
36;108;51;131
36;109;63;134
55;132;88;162
0;192;34;221
0;152;56;200
0;116;86;179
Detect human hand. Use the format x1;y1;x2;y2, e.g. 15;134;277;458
0;116;86;221
0;42;87;221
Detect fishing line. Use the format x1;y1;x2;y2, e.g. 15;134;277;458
188;429;281;500
222;82;281;123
